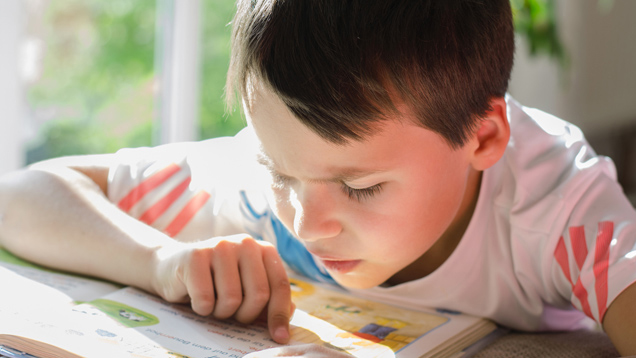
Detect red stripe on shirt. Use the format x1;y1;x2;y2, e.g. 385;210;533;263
555;236;573;285
569;226;594;319
164;190;211;237
569;226;588;270
556;233;594;319
139;176;192;225
117;163;181;212
593;221;614;321
573;276;594;319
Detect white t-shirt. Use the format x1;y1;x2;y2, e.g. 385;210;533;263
107;97;636;332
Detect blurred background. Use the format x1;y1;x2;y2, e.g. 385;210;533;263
508;0;636;205
0;0;634;203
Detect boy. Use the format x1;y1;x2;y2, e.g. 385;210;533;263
1;0;636;356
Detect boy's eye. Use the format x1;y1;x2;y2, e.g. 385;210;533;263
270;170;383;202
341;183;383;202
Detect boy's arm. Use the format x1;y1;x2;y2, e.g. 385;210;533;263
0;155;293;343
603;281;636;356
0;155;173;291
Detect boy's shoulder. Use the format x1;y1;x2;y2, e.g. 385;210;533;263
478;97;623;239
501;96;617;203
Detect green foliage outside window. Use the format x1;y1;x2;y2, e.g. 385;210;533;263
198;0;245;140
26;0;157;163
510;0;567;67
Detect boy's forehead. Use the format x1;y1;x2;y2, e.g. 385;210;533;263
244;91;392;180
245;89;460;186
244;83;415;144
254;147;386;183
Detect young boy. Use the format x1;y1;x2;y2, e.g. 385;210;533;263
1;0;636;356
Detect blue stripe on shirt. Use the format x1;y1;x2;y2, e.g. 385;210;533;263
239;191;336;285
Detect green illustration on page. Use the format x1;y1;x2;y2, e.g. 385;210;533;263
89;299;160;328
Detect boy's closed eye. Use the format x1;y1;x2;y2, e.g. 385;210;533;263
257;153;386;202
340;182;383;201
270;170;384;202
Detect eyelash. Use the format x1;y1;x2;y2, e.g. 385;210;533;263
271;173;383;202
341;183;383;202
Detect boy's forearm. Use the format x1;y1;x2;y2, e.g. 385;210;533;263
0;167;172;293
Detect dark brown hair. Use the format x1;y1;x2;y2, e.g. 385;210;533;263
226;0;515;148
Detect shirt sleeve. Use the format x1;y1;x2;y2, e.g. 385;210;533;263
105;129;336;283
551;158;636;325
106;134;254;241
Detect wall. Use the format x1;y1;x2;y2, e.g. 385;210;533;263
509;0;636;132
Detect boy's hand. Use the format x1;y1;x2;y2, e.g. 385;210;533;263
150;235;293;344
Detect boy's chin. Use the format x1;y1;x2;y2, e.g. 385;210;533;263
329;272;388;290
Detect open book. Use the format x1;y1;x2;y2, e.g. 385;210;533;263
0;247;499;358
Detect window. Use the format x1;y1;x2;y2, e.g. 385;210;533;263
23;0;157;164
0;0;243;175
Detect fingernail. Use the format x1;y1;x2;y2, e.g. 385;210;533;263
274;326;289;342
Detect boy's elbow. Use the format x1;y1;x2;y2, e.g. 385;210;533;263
0;168;39;204
28;154;113;195
0;169;43;248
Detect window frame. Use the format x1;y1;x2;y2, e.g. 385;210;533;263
154;0;202;145
0;0;25;175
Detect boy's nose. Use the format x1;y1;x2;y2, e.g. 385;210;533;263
291;185;342;243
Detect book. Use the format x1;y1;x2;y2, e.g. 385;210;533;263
0;247;498;358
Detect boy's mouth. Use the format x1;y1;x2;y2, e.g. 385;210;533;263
306;248;362;274
319;259;361;274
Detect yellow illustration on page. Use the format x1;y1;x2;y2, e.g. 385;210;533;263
288;278;448;357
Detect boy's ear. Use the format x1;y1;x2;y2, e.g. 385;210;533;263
468;97;510;171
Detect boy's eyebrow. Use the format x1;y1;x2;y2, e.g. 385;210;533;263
256;153;279;174
255;153;384;183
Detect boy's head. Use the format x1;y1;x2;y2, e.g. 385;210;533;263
226;0;514;288
227;0;515;148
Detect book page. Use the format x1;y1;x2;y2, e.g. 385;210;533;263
1;247;493;358
79;278;481;357
0;247;121;303
82;287;297;358
0;298;181;358
0;266;196;358
287;278;495;357
289;278;449;353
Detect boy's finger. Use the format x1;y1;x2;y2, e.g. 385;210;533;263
262;245;292;344
235;239;270;323
183;248;215;316
210;241;243;319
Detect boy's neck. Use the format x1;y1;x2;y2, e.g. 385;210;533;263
383;169;483;286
